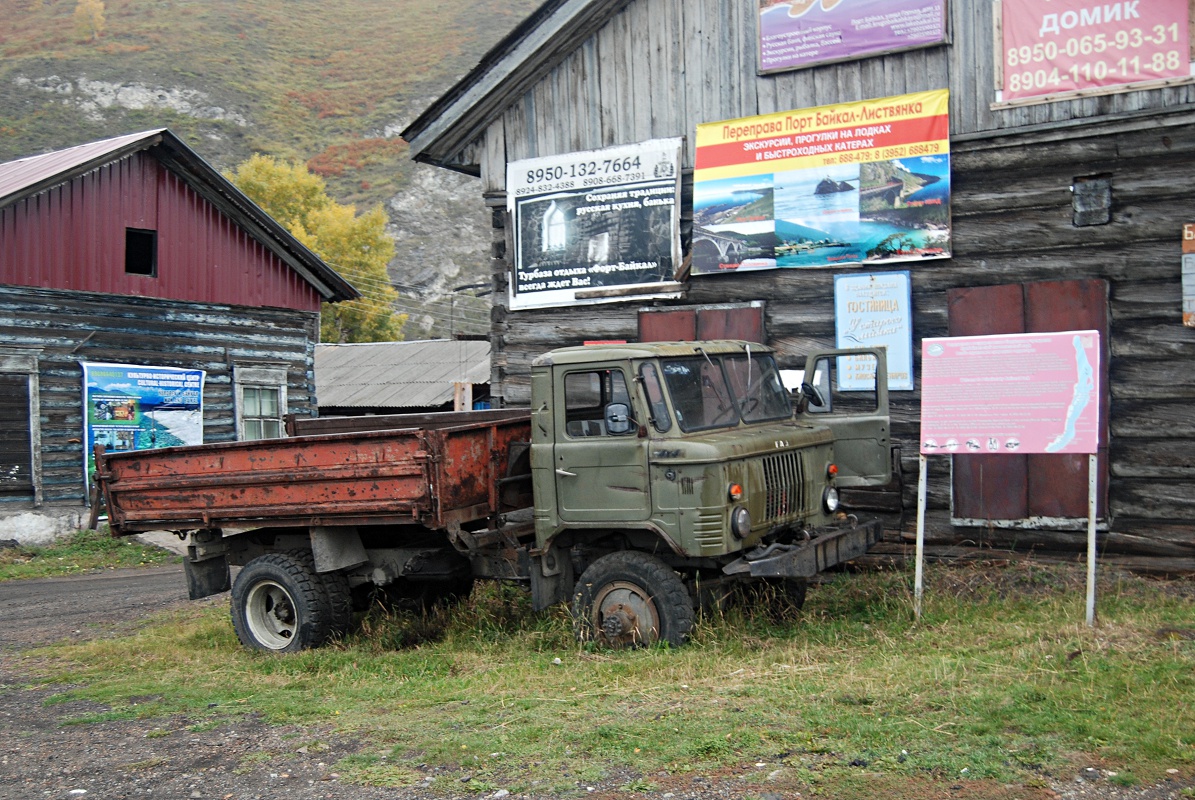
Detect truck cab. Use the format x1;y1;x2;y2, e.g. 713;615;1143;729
527;341;892;646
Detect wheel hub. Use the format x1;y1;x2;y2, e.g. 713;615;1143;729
600;603;638;639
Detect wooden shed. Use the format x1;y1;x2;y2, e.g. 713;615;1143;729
403;0;1195;570
0;129;358;541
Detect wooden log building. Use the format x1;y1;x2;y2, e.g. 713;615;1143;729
0;129;358;542
403;0;1195;571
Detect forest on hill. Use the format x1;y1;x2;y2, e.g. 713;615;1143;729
0;0;541;337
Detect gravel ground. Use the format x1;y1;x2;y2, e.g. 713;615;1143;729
0;562;1190;800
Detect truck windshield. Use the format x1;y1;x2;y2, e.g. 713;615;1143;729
723;352;792;423
661;351;791;432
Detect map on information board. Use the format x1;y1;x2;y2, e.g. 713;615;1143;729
919;331;1100;455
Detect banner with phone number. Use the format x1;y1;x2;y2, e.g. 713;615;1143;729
692;90;950;274
1001;0;1190;103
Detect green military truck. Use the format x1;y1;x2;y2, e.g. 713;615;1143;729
95;340;892;651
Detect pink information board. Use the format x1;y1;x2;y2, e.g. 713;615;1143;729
919;331;1100;455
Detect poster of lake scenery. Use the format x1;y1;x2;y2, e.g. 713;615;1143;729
758;0;947;74
692;90;951;276
82;362;205;487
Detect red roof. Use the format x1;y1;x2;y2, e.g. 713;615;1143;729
0;129;359;303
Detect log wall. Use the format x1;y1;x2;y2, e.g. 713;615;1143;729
0;285;319;512
471;0;1195;564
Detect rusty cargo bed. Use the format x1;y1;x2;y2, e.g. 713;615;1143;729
97;409;533;534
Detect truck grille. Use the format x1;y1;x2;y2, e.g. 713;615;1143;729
761;451;806;522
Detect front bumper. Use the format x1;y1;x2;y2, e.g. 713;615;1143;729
722;517;883;579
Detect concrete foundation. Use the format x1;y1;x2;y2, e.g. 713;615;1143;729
0;507;89;546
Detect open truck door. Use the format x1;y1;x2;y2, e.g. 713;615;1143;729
797;347;892;488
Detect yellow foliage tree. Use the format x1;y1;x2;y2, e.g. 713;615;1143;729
226;154;406;343
73;0;105;41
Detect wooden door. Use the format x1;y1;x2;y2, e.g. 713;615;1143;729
0;374;33;500
639;304;764;343
947;280;1109;522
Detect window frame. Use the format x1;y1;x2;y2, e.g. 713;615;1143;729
0;348;41;507
124;227;158;277
232;364;288;442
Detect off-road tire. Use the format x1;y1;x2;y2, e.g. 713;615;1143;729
572;551;694;648
284;549;353;641
231;553;330;652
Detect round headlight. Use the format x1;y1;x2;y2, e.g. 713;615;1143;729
730;505;752;539
823;486;840;513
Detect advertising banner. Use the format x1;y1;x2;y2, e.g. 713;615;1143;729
693;90;950;275
834;271;913;390
82;362;205;486
1183;224;1195;327
759;0;947;73
506;138;683;311
919;331;1101;455
1000;0;1190;103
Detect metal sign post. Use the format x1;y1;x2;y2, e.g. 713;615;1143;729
1086;453;1098;626
915;330;1102;625
914;454;928;619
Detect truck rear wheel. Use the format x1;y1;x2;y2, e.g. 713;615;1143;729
231;553;330;652
572;552;694;648
283;549;353;641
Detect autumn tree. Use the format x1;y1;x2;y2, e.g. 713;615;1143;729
227;154;406;343
73;0;105;41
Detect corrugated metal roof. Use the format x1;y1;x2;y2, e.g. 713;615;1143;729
0;129;358;302
0;129;162;200
315;339;491;409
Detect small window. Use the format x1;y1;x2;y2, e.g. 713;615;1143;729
125;228;157;276
1072;174;1112;227
241;386;281;440
562;369;632;437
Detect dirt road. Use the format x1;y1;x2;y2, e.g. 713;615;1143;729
0;567;409;800
0;564;188;648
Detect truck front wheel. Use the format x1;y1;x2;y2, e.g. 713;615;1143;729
231;553;330;652
572;552;694;648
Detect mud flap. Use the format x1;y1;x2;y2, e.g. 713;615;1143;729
526;546;574;611
184;554;231;600
722;519;883;579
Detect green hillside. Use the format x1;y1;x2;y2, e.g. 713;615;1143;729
0;0;540;335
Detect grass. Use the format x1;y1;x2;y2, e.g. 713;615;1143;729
10;560;1195;798
0;526;178;580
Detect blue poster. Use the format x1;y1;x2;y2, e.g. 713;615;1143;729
834;271;913;391
82;362;205;486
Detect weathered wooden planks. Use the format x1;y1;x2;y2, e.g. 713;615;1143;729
0;285;318;510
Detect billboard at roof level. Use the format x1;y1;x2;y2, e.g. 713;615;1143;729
82;362;204;488
1000;0;1190;104
693;90;950;276
759;0;947;74
506;139;683;311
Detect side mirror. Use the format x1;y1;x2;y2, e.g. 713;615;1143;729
604;402;632;435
